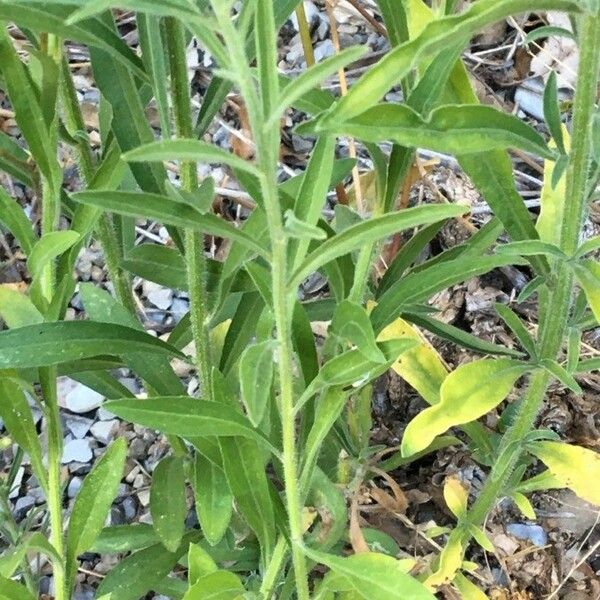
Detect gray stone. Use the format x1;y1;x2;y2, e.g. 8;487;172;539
58;377;104;414
170;298;189;323
90;420;118;445
65;415;93;439
121;496;138;521
13;495;35;520
62;439;93;464
129;438;147;460
147;286;173;310
68;477;83;498
314;39;335;62
506;523;548;547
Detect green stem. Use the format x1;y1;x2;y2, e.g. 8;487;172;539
165;17;213;400
260;535;289;599
466;9;600;529
210;3;310;596
58;56;137;315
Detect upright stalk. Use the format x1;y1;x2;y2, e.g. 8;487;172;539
210;2;310;596
165;17;213;401
466;9;600;528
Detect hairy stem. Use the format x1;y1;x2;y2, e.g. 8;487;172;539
467;9;600;529
211;2;309;595
165;17;213;401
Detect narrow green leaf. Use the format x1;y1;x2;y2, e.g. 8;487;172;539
320;0;581;123
0;187;37;255
239;340;275;426
575;236;600;258
0;375;47;493
90;524;160;554
193;453;233;547
66;438;127;569
525;25;575;44
0;27;59;188
123;139;262;178
402;359;531;456
306;104;554;159
290;204;466;289
544;71;566;154
284;210;327;241
529;441;600;505
0;286;43;329
150;457;187;552
187;543;218;585
539;358;582;394
304;547;436;600
0;576;37;600
330;300;385;363
71;190;268;259
66;0;202;23
495;303;538;358
496;240;567;260
317;339;418;389
27;231;81;280
183;570;245;600
274;46;367;118
105;397;276;452
469;525;495;552
372;254;526;333
97;538;192;600
0;321;183;368
0;3;147;79
219;437;276;562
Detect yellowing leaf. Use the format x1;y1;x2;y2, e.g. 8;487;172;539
454;573;489;600
443;476;468;519
536;126;571;244
573;259;600;324
377;315;448;405
402;359;529;456
426;532;463;587
529;441;600;505
511;492;536;520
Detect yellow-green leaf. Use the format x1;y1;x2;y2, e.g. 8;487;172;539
377;315;448;405
528;441;600;505
443;476;468;519
402;359;530;457
573;259;600;324
511;492;536;520
454;573;489;600
425;531;463;587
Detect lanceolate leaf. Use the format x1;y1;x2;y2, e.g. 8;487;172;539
529;441;600;505
290;204;466;288
150;457;187;552
0;375;47;493
0;187;37;255
193;453;233;547
239;340;276;426
105;397;277;452
0;321;183;368
0;286;43;329
183;570;245;600
0;576;37;600
27;231;81;280
304;547;436;600
371;254;526;333
66;439;127;576
71;190;268;259
320;0;581;123
123;139;262;178
402;359;531;456
304;104;554;159
572;259;600;323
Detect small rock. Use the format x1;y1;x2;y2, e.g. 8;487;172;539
13;495;35;520
9;467;24;499
110;505;126;526
121;496;138;521
58;378;104;414
170;298;189;323
62;439;93;464
506;523;548;547
68;477;83;498
144;282;174;310
90;420;118;445
96;406;116;421
65;415;93;439
137;489;150;507
129;438;147;460
314;39;335;62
